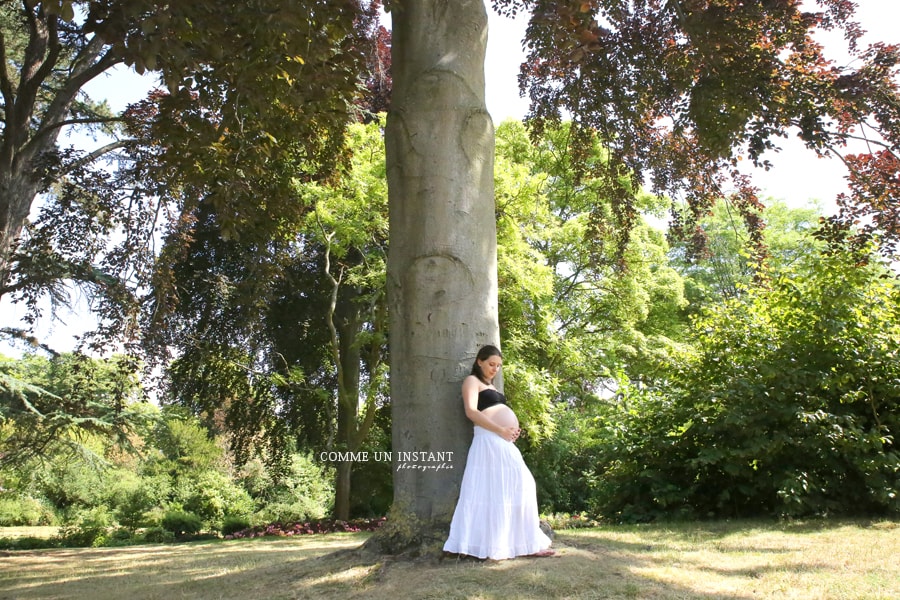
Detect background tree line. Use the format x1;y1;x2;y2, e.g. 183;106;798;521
1;352;335;546
2;1;899;550
4;117;897;539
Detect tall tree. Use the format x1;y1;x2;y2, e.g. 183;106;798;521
302;121;389;520
379;0;499;552
378;0;900;552
151;121;389;520
671;199;824;312
514;0;899;260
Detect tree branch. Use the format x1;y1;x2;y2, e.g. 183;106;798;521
62;138;132;174
15;7;61;133
0;327;60;357
318;214;349;409
0;29;15;120
34;44;122;153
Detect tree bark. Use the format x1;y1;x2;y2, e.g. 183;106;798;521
381;0;498;552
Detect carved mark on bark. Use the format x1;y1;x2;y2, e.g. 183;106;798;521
461;110;493;166
405;254;474;316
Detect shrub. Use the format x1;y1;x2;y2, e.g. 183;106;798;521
251;453;333;523
57;506;115;547
0;495;57;526
254;499;327;526
37;458;110;517
176;471;254;528
107;469;170;531
99;527;139;547
160;510;203;538
590;247;900;521
142;526;176;544
0;536;61;550
221;515;252;536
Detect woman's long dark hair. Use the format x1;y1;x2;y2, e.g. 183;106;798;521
471;344;502;384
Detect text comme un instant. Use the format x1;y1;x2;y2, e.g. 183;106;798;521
318;451;455;463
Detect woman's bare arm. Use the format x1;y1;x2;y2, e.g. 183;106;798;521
461;375;519;441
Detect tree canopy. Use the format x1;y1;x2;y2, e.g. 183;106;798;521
501;0;900;261
4;0;898;346
1;0;381;350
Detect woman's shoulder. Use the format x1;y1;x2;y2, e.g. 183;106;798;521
462;375;490;392
462;374;480;389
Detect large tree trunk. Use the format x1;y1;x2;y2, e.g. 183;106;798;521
379;0;497;554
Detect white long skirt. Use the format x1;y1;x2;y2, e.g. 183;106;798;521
443;426;552;560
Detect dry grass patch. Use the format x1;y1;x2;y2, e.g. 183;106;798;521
0;526;58;539
0;520;897;599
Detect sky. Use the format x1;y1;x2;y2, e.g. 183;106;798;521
84;0;900;209
4;1;900;355
482;0;900;209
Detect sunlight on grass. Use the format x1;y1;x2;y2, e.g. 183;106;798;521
307;564;378;587
1;521;897;599
0;526;58;539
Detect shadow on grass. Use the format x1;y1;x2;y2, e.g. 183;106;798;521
1;519;897;600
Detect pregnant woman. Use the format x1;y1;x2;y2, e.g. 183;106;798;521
443;344;554;560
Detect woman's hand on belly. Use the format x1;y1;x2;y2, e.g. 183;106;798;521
483;405;521;442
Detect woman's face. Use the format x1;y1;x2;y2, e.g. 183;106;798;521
478;355;502;382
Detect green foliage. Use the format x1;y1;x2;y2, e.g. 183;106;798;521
526;403;599;513
2;1;380;356
589;244;900;520
348;422;392;518
142;526;176;544
176;470;254;528
36;456;110;515
514;0;900;263
492;120;686;435
0;358;346;541
221;515;252;536
57;506;115;547
149;120;389;519
249;453;334;524
0;352;150;469
0;495;56;526
149;411;224;473
671;200;824;313
160;510;204;538
112;477;168;531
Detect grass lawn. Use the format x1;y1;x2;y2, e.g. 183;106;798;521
0;519;897;599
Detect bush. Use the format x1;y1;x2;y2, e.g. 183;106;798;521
0;495;57;526
113;482;168;531
57;506;115;547
251;453;333;523
142;526;176;544
254;499;327;526
37;458;111;517
160;510;203;538
221;515;252;536
0;536;61;550
176;471;254;528
590;247;900;521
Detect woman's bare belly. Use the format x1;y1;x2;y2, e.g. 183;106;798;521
482;403;519;430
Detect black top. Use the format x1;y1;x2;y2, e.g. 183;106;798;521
477;388;507;411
